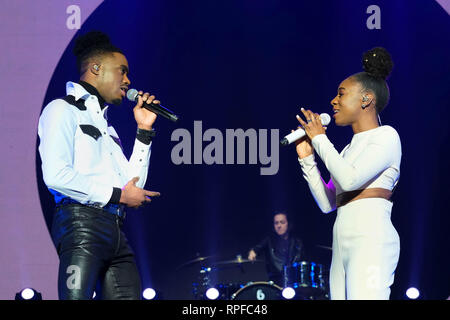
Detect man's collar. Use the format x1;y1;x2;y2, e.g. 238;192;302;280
65;81;108;110
79;80;107;109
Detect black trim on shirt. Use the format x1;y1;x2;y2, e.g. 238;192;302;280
136;128;155;145
108;187;122;205
79;80;107;109
61;95;87;111
79;124;102;140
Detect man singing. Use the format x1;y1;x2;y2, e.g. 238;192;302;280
38;31;160;299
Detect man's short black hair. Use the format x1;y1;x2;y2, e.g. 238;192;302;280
73;31;123;74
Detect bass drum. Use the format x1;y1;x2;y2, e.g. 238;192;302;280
231;282;282;300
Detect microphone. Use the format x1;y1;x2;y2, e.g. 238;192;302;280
280;113;331;146
126;89;179;122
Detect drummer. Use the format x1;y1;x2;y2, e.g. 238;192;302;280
248;212;305;287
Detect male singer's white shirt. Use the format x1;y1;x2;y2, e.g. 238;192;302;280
298;126;401;213
38;81;152;207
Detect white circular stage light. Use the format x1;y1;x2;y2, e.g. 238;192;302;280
406;287;420;299
205;287;219;300
282;287;296;300
143;288;157;300
21;288;35;300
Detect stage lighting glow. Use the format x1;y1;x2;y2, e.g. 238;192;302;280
205;287;219;300
406;287;420;299
15;288;42;300
21;288;35;300
143;288;156;300
282;287;296;300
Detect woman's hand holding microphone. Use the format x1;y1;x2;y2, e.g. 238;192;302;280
294;108;327;159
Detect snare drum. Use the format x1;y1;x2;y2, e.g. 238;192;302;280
231;282;282;300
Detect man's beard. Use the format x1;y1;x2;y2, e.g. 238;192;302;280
111;97;122;106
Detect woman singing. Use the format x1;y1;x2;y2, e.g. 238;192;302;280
295;47;401;300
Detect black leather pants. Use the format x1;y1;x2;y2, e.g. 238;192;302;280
51;204;141;300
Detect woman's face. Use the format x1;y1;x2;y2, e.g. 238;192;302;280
330;77;366;126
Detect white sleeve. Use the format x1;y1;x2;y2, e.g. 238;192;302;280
127;139;152;188
38;100;113;206
311;129;399;192
298;154;336;213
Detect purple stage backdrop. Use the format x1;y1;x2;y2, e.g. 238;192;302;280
0;0;103;300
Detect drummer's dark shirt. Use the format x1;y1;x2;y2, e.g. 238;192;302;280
274;236;290;264
251;233;304;286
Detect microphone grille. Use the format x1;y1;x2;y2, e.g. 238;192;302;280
320;113;331;125
126;88;139;102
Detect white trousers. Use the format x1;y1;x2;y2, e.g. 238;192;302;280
330;198;400;300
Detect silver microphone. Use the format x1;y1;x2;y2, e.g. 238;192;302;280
280;113;331;146
126;88;179;122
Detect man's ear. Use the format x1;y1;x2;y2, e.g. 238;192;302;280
90;63;100;75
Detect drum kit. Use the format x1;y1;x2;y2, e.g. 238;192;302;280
177;246;332;300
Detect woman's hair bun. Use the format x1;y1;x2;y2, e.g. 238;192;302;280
362;47;393;80
73;31;113;57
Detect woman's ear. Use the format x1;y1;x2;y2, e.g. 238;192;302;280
361;93;374;109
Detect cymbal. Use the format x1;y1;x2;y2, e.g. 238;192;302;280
213;258;264;266
176;255;215;270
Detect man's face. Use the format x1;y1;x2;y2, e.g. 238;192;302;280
95;52;130;105
273;213;288;237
